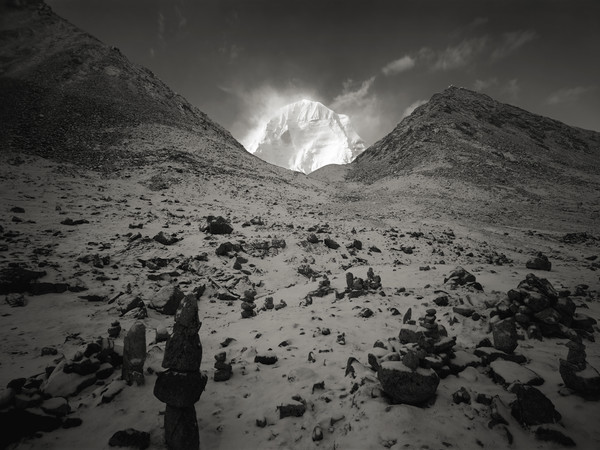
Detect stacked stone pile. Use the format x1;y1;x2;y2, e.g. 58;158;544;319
559;340;600;398
154;295;207;449
344;268;382;298
241;290;257;319
493;273;597;340
369;307;462;406
213;352;233;382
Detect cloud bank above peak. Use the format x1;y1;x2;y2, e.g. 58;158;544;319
48;0;600;141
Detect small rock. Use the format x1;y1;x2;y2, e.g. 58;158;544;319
433;296;449;307
444;266;476;286
108;321;121;338
214;369;232;382
61;218;89;226
475;393;493;405
312;425;324;441
306;234;319;244
149;285;184;315
155;325;169;343
453;306;474;317
278;402;306;419
96;363;115;380
256;417;267;427
41;397;70;417
452;387;471;404
324;238;340;249
62;417;83;429
359;308;374;318
108;429;150;449
5;293;26;307
215;241;242;256
153;231;179;246
403;308;412;325
41;347;58;356
255;353;278;365
526;252;551;271
534;426;576;446
204;216;233;235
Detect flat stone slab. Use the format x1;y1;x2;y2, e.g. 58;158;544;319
448;349;482;373
490;360;544;386
474;347;527;365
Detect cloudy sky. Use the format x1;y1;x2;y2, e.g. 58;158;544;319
48;0;600;147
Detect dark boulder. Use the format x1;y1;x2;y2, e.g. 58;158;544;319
153;231;179;246
510;385;561;426
204;216;233;235
444;266;476;286
377;361;439;405
278;402;306;419
149;285;184;315
526;252;551;271
324;238;340;249
0;266;46;294
0;409;61;448
492;318;518;354
108;428;150;449
559;359;600;398
215;242;243;256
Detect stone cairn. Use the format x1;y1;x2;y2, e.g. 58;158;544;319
559;340;600;398
213;352;233;382
241;290;257;319
264;296;274;310
493;273;596;341
344;268;382;298
154;294;207;449
369;307;458;406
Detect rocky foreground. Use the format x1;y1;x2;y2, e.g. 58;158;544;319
0;153;599;450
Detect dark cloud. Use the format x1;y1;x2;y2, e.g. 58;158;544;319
546;86;597;105
491;30;537;61
48;0;600;142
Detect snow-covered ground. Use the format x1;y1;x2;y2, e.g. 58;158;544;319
1;150;599;450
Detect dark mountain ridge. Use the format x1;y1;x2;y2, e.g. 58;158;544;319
348;86;600;188
0;0;274;179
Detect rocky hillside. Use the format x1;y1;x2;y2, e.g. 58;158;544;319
0;0;282;180
348;86;600;188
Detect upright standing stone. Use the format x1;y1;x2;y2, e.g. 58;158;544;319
154;294;206;450
345;272;354;290
492;318;518;354
122;321;146;385
559;340;600;398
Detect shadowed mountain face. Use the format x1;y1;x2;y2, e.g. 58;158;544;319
0;0;277;178
348;86;600;187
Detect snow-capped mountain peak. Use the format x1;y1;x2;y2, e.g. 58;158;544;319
248;100;366;174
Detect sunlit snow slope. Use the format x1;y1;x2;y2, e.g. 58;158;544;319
248;99;366;173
